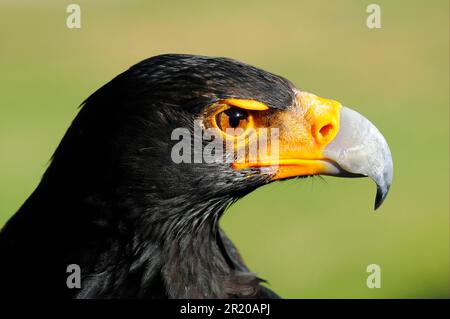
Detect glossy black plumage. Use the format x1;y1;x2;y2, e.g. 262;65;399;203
0;54;295;298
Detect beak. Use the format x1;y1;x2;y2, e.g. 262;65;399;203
233;91;393;210
323;106;393;209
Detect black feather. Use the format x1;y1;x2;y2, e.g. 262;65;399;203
0;54;292;298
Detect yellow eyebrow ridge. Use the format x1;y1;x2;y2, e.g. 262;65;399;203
224;98;269;111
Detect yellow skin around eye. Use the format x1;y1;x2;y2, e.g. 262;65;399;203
223;98;269;111
205;94;341;180
210;105;256;140
223;94;342;180
216;111;249;134
208;98;271;138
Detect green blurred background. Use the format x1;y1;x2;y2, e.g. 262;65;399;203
0;0;448;298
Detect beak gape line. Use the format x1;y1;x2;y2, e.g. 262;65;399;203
170;120;280;166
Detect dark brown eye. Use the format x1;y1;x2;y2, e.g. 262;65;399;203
215;107;249;134
225;108;248;128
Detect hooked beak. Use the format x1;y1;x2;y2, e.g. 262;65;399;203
232;91;393;210
323;106;393;209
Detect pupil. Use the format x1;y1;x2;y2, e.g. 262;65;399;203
225;108;248;128
229;116;240;128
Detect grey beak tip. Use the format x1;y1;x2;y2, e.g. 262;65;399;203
374;184;390;211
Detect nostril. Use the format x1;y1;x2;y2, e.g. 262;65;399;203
319;124;334;138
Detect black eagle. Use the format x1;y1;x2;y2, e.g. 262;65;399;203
0;54;392;299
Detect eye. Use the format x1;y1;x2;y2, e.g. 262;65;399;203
215;107;250;134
